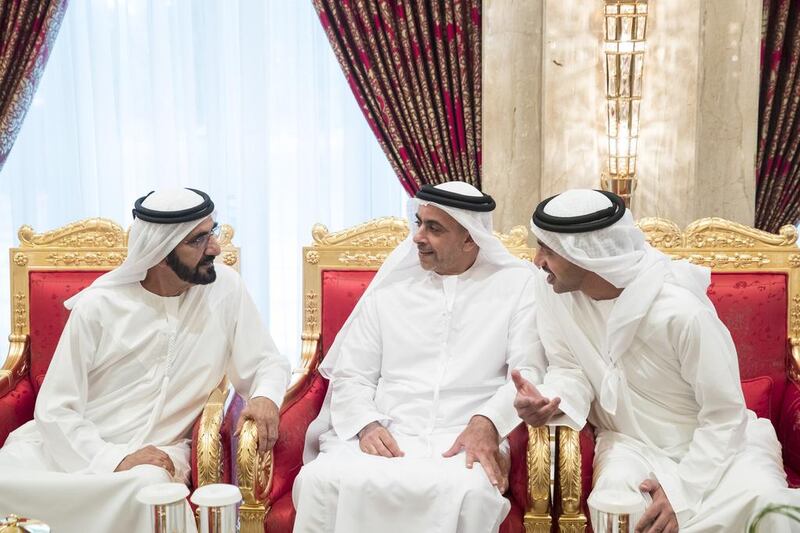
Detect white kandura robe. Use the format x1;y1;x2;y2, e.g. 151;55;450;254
0;264;290;533
293;258;546;533
536;277;799;531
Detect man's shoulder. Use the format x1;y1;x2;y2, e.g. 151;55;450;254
646;283;710;329
481;261;538;289
68;283;136;319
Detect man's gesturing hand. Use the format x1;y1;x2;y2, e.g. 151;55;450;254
235;396;280;454
442;415;509;493
358;421;405;458
512;369;561;426
635;478;678;533
115;445;175;476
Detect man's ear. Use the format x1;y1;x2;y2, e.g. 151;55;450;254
462;232;477;252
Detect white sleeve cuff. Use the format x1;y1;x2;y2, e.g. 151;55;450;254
88;442;131;474
250;384;287;410
332;411;392;442
538;383;587;430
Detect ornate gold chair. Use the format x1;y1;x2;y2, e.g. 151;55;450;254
236;217;554;533
552;218;800;532
0;218;242;491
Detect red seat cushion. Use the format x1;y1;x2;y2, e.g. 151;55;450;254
264;492;295;532
28;271;105;393
740;376;774;420
0;378;36;446
269;372;329;503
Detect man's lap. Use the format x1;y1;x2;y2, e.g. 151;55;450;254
298;432;504;500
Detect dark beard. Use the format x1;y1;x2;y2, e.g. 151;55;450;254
165;250;217;285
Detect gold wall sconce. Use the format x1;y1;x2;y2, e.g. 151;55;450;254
601;0;648;208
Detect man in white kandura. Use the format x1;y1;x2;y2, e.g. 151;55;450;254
293;182;546;533
0;188;290;532
513;189;799;532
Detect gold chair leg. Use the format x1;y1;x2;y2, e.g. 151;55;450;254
523;425;552;532
556;426;587;533
237;419;272;533
239;504;267;533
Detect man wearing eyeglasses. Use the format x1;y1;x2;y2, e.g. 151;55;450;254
0;188;290;533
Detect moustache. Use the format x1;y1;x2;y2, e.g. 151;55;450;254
199;256;215;266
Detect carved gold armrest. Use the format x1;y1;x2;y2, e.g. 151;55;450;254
555;426;587;532
0;334;29;396
196;387;227;487
790;338;800;385
237;419;273;533
524;425;552;532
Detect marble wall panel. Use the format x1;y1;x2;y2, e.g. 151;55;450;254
482;0;761;231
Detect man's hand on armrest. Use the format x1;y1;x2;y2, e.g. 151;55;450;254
512;369;561;426
115;445;175;476
235;396;280;454
358;421;405;458
442;415;509;493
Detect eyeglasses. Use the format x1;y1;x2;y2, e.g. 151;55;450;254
184;223;221;249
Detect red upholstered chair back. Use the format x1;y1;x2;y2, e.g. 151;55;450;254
28;271;105;392
708;273;788;423
320;270;377;356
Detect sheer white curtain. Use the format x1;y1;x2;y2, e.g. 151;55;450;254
0;0;406;365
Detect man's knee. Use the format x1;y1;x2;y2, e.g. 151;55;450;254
295;457;341;494
450;464;504;504
128;464;173;487
592;466;646;495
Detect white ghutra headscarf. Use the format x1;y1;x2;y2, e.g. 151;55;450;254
65;188;216;309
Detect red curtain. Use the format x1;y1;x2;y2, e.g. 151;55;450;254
756;0;800;232
0;0;68;171
312;0;482;195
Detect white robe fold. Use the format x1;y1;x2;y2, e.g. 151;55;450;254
0;264;290;532
536;277;798;531
294;258;546;533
